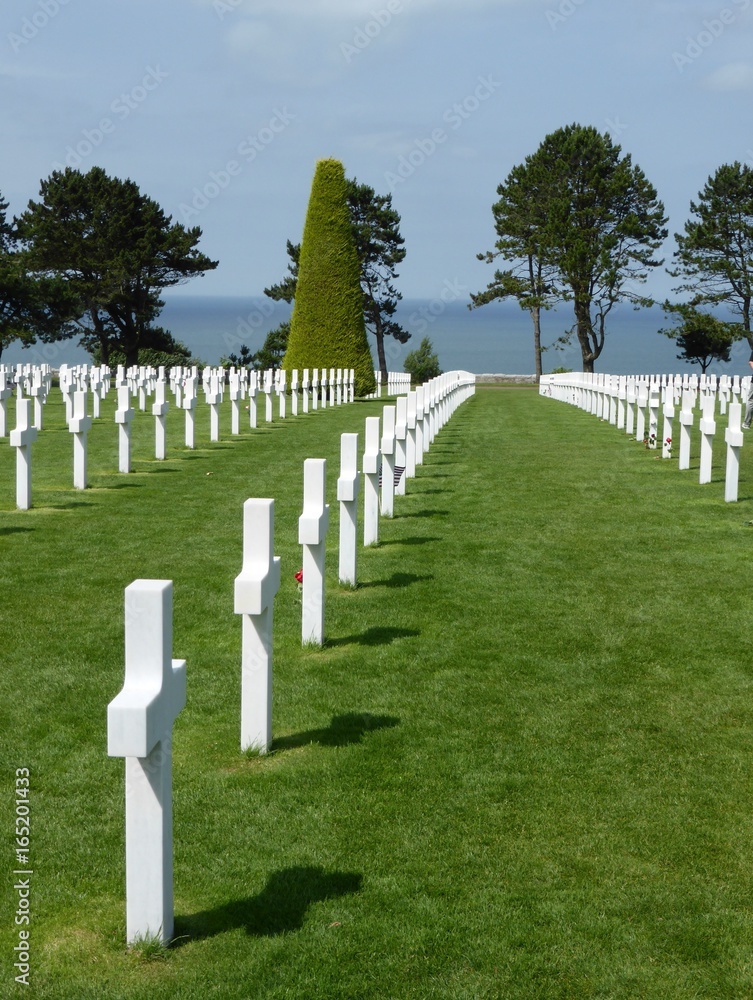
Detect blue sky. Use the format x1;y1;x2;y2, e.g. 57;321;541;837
2;0;752;306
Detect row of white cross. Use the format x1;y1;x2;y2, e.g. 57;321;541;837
539;372;747;502
2;361;414;509
106;371;476;946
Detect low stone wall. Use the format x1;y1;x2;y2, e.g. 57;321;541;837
474;373;538;385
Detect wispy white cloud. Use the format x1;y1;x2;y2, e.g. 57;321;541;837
704;62;753;91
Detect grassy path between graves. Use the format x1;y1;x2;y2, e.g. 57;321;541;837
2;385;753;999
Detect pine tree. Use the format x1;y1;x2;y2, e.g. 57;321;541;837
281;160;376;396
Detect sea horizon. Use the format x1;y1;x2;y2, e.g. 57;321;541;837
3;294;751;379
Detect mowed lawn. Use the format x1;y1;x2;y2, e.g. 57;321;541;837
2;383;753;999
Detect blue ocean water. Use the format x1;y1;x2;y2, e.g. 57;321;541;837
4;294;750;378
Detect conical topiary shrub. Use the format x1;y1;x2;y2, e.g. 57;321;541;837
282;158;376;397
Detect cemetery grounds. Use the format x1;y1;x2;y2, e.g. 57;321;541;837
1;384;752;999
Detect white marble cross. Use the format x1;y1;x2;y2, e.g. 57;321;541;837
229;372;241;436
301;369;309;414
662;393;674;459
363;417;380;547
115;385;135;474
107;580;186;945
0;377;13;437
724;401;743;502
263;370;274;422
10;398;37;509
311;369;319;411
248;371;258;429
405;391;417;481
678;389;694;471
234;499;281;752
298;459;329;646
291;369;299;417
152;379;169;460
380;404;396;518
699;394;716;485
277;369;287;419
183;377;197;449
69;389;92;489
394;395;408;495
337;433;359;586
415;386;425;464
206;374;221;442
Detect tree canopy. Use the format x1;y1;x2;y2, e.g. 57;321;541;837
659;304;740;374
16;166;217;366
671;161;753;346
266;176;407;381
0;193;73;361
404;336;442;385
281;159;376;397
474;124;667;374
470;153;561;377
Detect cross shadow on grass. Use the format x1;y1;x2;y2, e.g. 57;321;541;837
326;626;420;648
393;509;449;519
359;572;433;589
173;866;363;943
0;526;34;535
378;535;442;546
272;712;400;751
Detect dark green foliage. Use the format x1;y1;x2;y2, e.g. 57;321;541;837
268;177;406;383
16;166;217;366
537;125;667;372
0;192;73;360
220;323;289;371
659;304;741;373
282;159;376;396
404;336;442;384
471;155;561;377
253;321;289;371
91;326;197;368
476;124;667;373
671;162;753;345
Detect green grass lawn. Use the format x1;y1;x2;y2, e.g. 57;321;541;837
2;384;753;999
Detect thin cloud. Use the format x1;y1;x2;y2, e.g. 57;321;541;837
704;62;753;91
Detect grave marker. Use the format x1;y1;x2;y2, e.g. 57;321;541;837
337;434;359;586
107;580;186;945
234;499;281;752
115;385;135;474
725;401;744;502
699;394;716;485
380;404;396;518
9;397;37;509
363;416;381;547
298;459;329;646
152;379;169;460
69;389;92;489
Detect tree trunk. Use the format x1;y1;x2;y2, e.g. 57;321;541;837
374;319;388;382
574;297;596;373
530;306;542;378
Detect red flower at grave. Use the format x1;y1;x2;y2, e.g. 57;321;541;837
294;569;303;585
